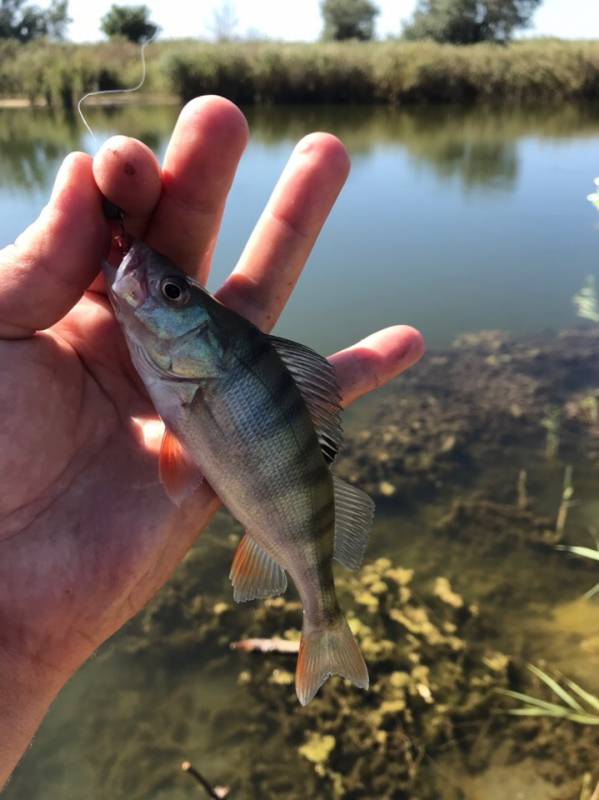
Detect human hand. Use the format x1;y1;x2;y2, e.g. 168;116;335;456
0;96;424;783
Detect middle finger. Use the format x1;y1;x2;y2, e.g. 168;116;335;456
147;96;249;281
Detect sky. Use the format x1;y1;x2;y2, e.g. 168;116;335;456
63;0;599;42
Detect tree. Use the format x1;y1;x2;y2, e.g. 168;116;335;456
208;0;238;42
100;4;158;44
403;0;543;44
45;0;69;38
321;0;379;41
0;0;70;42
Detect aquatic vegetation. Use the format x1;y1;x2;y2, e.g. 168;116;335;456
572;180;599;325
4;327;599;800
0;40;148;109
3;40;599;108
499;664;599;726
580;775;599;800
557;535;599;600
162;40;599;106
573;276;599;325
238;559;513;798
103;543;511;798
338;327;599;504
542;406;562;461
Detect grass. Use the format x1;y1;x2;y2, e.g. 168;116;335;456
557;538;599;600
1;38;599;109
498;664;599;725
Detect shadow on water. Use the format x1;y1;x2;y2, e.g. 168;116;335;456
1;103;599;799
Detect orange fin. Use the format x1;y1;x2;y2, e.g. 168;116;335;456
229;533;287;603
159;428;204;507
296;615;368;706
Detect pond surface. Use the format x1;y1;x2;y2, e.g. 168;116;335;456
1;103;599;353
1;103;599;799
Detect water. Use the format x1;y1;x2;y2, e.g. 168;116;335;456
1;104;599;353
1;103;599;799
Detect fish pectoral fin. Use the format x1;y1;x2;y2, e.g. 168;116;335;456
333;476;375;571
268;335;343;465
159;428;205;507
229;533;287;603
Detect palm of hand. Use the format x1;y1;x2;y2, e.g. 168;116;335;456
0;298;207;680
0;97;423;684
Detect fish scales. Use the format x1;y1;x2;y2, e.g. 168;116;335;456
105;241;373;704
177;336;338;619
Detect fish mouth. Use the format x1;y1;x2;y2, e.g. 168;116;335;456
108;245;149;310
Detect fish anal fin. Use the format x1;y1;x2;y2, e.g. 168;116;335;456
269;335;343;465
159;428;204;507
296;615;369;706
333;476;375;571
230;533;287;603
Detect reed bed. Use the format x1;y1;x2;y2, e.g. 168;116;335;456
1;39;599;109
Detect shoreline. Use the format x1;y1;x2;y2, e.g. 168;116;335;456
0;93;179;110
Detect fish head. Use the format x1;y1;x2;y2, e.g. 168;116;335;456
104;241;228;381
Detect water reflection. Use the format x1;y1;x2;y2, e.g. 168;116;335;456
3;103;599;192
0;105;179;190
0;110;79;190
2;101;599;351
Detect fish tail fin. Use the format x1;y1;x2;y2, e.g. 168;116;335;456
295;613;369;706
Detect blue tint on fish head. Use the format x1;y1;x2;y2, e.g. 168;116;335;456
104;241;229;381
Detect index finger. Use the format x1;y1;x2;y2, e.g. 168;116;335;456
93;96;249;283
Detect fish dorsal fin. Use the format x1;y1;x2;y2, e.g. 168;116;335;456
333;476;375;571
230;533;288;603
269;335;343;465
159;428;204;507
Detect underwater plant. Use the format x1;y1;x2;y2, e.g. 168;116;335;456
499;664;599;726
557;530;599;600
573;276;599;324
572;179;599;324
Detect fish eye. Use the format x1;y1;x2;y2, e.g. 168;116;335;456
160;277;190;307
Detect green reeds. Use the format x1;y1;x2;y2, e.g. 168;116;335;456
162;40;599;106
557;537;599;600
498;664;599;725
2;39;599;109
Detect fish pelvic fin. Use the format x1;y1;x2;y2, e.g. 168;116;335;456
230;533;287;603
296;614;369;706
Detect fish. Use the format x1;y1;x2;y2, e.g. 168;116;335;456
104;241;375;705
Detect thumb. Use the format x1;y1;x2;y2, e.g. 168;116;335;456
0;152;109;339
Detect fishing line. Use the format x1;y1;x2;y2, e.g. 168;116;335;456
77;37;153;148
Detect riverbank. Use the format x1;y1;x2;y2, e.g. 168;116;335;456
1;39;598;109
